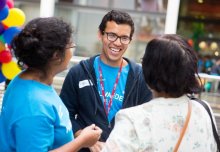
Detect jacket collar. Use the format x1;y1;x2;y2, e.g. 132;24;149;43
81;55;142;79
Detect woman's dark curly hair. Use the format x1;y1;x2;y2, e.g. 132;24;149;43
142;34;202;97
11;17;73;71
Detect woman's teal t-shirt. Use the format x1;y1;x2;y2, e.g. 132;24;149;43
0;74;73;152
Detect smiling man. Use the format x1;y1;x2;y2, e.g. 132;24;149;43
60;10;152;152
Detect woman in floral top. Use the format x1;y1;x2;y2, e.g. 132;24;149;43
102;34;217;152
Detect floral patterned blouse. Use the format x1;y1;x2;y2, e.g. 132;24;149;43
102;95;217;152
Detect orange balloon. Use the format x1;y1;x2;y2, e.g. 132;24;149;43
2;8;25;27
2;61;21;80
0;41;5;51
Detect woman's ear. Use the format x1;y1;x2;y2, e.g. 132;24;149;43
52;51;59;59
52;51;62;63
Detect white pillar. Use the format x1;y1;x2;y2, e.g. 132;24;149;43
164;0;180;34
40;0;55;17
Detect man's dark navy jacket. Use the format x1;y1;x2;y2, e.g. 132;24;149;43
60;55;152;151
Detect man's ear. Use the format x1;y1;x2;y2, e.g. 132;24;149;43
97;30;102;40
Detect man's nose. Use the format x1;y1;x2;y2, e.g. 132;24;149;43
113;37;122;45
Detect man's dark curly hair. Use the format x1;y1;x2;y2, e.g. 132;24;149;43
99;10;134;39
11;17;73;71
142;34;202;97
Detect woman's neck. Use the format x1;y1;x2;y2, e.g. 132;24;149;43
19;68;54;85
153;90;173;98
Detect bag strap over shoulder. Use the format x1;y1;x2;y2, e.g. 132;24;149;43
190;96;220;151
173;100;192;152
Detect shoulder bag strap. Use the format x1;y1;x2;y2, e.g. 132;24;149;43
191;97;220;151
173;100;192;152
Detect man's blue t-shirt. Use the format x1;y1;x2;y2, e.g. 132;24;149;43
0;74;73;152
94;56;129;122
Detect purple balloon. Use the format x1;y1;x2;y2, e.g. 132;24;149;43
0;5;9;21
0;23;4;34
3;27;21;44
0;0;6;10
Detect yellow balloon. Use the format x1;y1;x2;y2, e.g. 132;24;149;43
2;61;21;80
2;8;26;27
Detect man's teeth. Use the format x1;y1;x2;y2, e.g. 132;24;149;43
111;48;120;52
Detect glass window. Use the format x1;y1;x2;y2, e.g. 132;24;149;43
135;0;167;12
73;11;105;57
14;0;167;63
74;0;109;8
14;2;40;24
112;0;135;10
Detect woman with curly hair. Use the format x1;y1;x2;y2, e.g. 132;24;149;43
0;17;102;152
